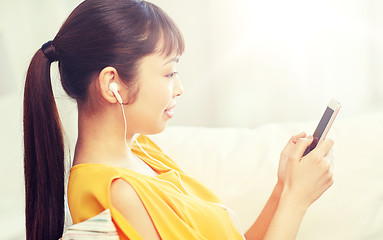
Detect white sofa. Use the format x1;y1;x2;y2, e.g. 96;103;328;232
1;93;383;239
150;113;383;240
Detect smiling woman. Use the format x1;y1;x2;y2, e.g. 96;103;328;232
116;53;184;135
23;0;335;240
23;0;187;239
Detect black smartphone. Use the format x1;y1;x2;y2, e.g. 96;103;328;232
303;99;341;156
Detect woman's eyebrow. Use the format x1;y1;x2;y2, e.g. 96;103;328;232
163;57;179;65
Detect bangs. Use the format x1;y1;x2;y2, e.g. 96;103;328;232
143;2;185;57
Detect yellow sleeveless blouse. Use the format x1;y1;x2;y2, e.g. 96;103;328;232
68;135;243;240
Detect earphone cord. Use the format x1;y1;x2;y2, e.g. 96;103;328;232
133;137;246;239
120;102;128;147
119;102;245;239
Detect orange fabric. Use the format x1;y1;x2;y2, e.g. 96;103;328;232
68;135;243;240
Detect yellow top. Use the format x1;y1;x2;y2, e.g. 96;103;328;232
68;135;243;240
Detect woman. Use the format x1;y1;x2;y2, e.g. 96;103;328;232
23;0;334;239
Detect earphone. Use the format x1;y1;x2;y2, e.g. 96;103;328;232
109;82;123;104
110;82;128;147
111;81;245;239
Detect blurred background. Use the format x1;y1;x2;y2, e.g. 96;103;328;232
0;0;382;238
2;0;383;127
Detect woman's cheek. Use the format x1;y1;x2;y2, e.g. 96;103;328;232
161;84;174;105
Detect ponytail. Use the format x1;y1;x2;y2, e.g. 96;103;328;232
22;0;186;239
23;48;65;240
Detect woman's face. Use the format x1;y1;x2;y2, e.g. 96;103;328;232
125;52;184;135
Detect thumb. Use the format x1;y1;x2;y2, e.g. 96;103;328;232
281;132;306;157
289;136;314;163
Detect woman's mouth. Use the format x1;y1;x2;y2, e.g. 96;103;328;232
164;105;176;118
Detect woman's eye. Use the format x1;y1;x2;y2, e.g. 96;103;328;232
167;72;178;78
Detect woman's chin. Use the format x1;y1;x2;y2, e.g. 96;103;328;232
141;121;169;136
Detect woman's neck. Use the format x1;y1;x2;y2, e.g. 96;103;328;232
74;105;135;166
73;105;158;176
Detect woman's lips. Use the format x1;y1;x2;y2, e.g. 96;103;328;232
164;105;176;118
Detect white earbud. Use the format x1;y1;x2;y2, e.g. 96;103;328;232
109;82;123;104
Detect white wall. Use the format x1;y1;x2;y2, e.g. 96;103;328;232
1;0;382;128
157;0;383;127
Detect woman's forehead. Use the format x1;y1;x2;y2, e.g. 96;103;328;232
137;52;179;71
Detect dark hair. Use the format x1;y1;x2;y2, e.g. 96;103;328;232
23;0;184;239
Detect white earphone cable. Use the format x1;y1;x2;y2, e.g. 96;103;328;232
118;99;245;239
119;102;128;147
133;137;245;239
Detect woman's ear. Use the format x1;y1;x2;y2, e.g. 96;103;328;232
98;66;121;104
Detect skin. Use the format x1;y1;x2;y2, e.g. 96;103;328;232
73;51;183;169
73;50;334;239
245;133;334;240
73;51;182;239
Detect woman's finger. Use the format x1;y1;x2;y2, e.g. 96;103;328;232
290;132;306;144
313;138;334;158
324;148;334;172
289;136;314;163
281;132;306;155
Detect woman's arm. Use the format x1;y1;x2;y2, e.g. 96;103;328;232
110;179;161;240
244;180;283;240
245;134;334;240
244;132;305;239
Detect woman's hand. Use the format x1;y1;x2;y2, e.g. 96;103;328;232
257;135;334;240
282;136;334;209
246;133;334;240
278;132;307;183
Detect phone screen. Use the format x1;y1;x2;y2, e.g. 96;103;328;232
303;107;334;156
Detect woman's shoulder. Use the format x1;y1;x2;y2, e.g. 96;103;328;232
68;163;151;187
68;164;142;208
68;163;127;189
109;178;161;239
70;163;122;175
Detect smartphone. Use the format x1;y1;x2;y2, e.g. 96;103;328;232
303;98;341;156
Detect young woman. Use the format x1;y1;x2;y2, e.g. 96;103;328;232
23;0;334;239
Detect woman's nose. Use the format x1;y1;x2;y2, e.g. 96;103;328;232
173;74;184;97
